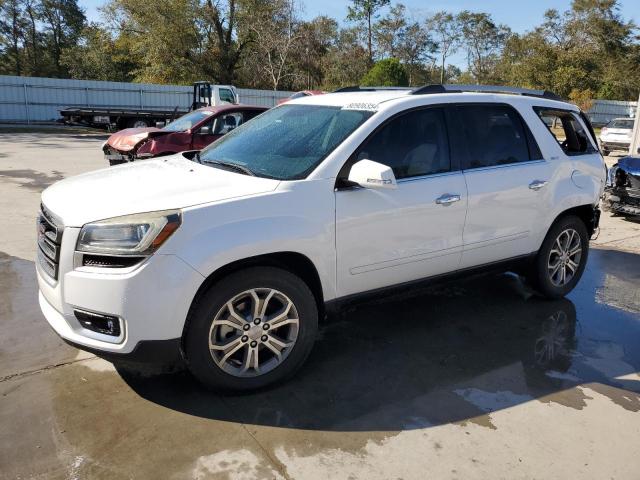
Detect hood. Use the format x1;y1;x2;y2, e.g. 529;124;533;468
106;127;164;152
41;154;281;227
617;156;640;174
612;156;640;191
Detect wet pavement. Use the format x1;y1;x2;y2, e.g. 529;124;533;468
1;134;640;479
1;247;639;479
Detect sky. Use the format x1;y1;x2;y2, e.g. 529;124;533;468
79;0;640;68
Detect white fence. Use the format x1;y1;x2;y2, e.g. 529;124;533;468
0;75;292;123
0;75;636;125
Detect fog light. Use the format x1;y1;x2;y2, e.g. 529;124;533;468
74;309;121;337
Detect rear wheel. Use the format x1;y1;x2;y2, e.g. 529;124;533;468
128;118;149;128
184;267;318;391
528;215;589;299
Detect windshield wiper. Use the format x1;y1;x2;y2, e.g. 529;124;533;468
202;159;256;176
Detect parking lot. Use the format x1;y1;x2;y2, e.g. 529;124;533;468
1;130;640;479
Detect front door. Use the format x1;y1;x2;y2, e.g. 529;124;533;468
335;107;468;297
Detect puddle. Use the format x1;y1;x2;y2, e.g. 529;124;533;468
0;169;64;191
1;248;639;478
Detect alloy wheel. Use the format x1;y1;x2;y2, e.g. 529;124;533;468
208;288;300;377
547;228;582;287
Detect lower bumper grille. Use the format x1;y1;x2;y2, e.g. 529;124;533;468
37;205;63;280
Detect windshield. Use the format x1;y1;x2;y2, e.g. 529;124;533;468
199;105;373;180
162;110;214;132
608;119;634;129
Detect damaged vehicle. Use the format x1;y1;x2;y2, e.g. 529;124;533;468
604;156;640;216
102;104;267;166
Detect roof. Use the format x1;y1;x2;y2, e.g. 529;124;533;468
197;103;269;114
289;88;576;112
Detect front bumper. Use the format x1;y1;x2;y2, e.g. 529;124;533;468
604;188;640;216
37;226;205;358
600;139;631;151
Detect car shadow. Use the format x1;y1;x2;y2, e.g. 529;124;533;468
116;248;640;431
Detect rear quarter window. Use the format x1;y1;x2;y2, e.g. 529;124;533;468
534;107;597;156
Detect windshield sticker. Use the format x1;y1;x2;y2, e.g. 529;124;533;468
342;103;378;112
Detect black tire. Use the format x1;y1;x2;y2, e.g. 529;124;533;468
601;148;610;156
184;266;318;391
127;118;149;128
528;215;589;299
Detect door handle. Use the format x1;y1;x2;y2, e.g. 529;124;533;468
435;194;461;205
529;180;548;191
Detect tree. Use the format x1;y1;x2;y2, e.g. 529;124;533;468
39;0;86;76
458;11;510;84
0;0;27;75
242;0;301;90
201;0;245;84
293;16;338;89
60;23;138;81
426;11;462;83
373;4;433;86
499;0;640;100
322;26;370;89
361;57;408;86
346;0;389;64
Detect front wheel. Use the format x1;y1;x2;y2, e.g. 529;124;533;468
184;267;318;391
528;215;589;299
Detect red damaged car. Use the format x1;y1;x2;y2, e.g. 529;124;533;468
103;104;268;165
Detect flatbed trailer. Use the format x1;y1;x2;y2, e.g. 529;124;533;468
59;106;186;130
58;82;239;131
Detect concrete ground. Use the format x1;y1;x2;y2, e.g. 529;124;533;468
0;132;639;480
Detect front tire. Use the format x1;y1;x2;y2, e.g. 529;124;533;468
529;215;589;299
184;267;318;391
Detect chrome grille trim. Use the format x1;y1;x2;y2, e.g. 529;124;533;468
37;204;63;280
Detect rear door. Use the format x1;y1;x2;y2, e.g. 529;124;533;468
454;103;553;269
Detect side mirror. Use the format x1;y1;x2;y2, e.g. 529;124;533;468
199;126;211;135
155;121;165;128
347;159;397;189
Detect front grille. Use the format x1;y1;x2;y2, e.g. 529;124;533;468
37;205;63;279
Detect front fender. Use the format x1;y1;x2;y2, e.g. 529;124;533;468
165;185;337;301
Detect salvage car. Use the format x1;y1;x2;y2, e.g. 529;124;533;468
604;155;640;216
37;84;604;391
599;117;634;155
103;104;267;165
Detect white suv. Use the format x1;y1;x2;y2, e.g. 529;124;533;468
37;85;605;390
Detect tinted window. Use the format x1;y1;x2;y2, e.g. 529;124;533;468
353;108;450;179
535;107;596;156
457;105;531;169
200;105;373;180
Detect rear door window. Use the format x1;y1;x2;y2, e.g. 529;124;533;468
534;107;597;156
456;104;539;169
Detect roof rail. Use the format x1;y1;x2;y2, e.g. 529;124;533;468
410;84;564;101
333;85;413;93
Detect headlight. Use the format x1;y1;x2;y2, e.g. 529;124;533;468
76;209;181;256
